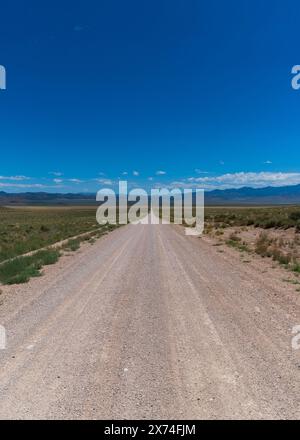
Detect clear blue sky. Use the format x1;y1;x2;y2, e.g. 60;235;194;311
1;0;300;192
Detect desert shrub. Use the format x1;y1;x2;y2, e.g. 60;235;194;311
40;225;50;232
289;211;300;221
276;253;292;266
0;249;60;284
292;263;300;273
255;233;272;257
63;239;80;252
264;220;278;229
228;232;241;242
271;246;281;262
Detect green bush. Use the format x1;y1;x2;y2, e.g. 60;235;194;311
289;211;300;221
0;249;60;285
63;239;80;252
292;263;300;273
255;233;271;257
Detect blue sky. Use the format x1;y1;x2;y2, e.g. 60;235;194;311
1;0;300;192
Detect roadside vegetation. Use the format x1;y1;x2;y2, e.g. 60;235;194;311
204;205;300;279
0;249;60;284
204;206;300;230
0;206;119;285
0;206;102;262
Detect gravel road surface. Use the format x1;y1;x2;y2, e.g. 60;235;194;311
0;222;299;419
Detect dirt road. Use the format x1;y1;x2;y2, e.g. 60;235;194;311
0;222;299;419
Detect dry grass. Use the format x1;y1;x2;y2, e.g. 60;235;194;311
0;206;102;262
0;206;120;284
204;205;300;275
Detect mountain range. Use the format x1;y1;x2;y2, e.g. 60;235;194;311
2;184;300;205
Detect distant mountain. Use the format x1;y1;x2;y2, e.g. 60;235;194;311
205;184;300;205
1;184;300;206
0;191;97;206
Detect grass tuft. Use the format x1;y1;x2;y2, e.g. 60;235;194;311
0;249;60;285
63;239;80;252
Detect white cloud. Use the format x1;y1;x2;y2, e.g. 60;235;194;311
264;160;272;164
195;169;209;174
122;171;128;175
156;170;166;175
68;178;83;183
133;171;139;176
49;171;63;177
96;178;113;185
0;183;46;188
171;172;300;190
53;178;63;184
148;177;153;181
0;175;30;181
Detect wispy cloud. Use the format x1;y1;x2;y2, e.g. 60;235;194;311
96;178;113;185
263;160;272;164
156;170;166;175
5;171;300;193
171;172;300;190
0;183;46;188
195;169;209;174
0;175;30;181
68;178;83;183
49;171;63;177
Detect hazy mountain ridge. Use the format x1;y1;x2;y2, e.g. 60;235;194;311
1;184;300;205
204;184;300;204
